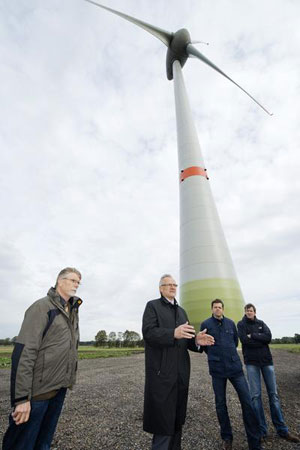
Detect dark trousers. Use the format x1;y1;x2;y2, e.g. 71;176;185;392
212;375;261;450
2;388;67;450
151;379;186;450
152;429;182;450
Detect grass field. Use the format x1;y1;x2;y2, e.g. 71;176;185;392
77;346;144;360
1;344;299;369
0;346;144;369
270;343;300;353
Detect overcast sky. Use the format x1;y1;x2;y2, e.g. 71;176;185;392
1;0;299;340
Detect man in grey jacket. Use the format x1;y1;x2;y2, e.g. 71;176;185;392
2;267;82;450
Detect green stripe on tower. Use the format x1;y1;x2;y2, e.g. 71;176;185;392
180;278;244;329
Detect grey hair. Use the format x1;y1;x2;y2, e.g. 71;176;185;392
55;267;82;288
159;274;174;287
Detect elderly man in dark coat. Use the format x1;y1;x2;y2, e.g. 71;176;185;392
142;274;214;450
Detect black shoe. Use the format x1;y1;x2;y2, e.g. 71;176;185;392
280;432;300;443
222;440;232;450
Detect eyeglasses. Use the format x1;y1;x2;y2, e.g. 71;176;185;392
161;283;178;288
62;278;81;286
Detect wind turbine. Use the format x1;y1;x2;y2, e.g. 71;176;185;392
85;0;272;326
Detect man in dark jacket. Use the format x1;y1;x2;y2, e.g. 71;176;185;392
237;303;299;444
2;267;82;450
142;274;214;450
200;299;261;450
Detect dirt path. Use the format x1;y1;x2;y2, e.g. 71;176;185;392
0;349;299;449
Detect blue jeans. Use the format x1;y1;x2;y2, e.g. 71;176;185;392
212;375;261;450
2;388;67;450
246;365;288;437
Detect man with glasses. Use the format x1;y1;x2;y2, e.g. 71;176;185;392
2;267;83;450
142;274;215;450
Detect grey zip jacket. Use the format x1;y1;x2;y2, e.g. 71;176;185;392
10;287;82;406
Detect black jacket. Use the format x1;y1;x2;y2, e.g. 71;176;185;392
142;296;199;435
200;315;243;378
237;315;273;367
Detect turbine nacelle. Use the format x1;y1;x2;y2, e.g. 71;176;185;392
85;0;273;115
166;29;191;80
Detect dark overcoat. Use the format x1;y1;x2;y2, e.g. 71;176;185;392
142;296;198;435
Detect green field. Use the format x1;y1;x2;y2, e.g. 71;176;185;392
270;343;300;353
0;346;12;368
0;346;144;369
1;344;299;369
77;346;144;360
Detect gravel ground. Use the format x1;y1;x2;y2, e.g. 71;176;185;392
0;349;299;450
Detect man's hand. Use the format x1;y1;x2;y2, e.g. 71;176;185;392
247;334;251;339
196;329;215;346
174;322;195;339
12;401;31;425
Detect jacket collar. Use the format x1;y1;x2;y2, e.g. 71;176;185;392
242;314;257;324
161;296;177;306
47;287;83;310
211;314;224;324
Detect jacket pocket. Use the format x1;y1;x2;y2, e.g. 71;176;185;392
158;348;168;375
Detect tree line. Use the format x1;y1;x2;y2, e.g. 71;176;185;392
1;333;299;347
94;330;144;348
0;333;145;348
271;333;300;344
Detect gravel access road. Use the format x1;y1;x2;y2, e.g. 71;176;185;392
0;349;299;450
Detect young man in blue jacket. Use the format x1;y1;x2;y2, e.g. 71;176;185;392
237;303;299;444
200;299;261;450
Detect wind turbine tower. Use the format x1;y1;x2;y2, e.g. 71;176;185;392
85;1;272;326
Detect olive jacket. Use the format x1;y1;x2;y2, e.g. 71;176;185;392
10;287;82;406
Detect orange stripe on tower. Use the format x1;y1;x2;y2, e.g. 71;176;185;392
180;166;209;182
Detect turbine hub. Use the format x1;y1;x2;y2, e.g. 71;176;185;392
166;28;191;80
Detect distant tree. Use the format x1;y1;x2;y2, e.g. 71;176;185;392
79;341;95;346
281;336;294;344
108;331;117;348
95;330;107;347
123;330;141;347
294;333;300;344
0;338;11;346
115;331;124;348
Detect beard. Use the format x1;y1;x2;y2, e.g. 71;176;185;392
68;289;77;297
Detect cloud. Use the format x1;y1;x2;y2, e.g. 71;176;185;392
0;0;299;339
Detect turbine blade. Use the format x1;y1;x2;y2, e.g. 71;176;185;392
84;0;172;47
187;44;273;116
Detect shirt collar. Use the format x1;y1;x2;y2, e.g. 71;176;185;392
59;296;74;307
212;314;224;323
161;296;177;306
